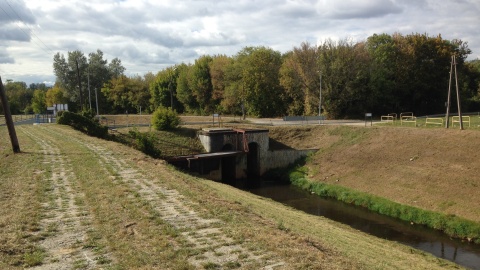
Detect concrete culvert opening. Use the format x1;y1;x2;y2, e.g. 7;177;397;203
221;143;233;151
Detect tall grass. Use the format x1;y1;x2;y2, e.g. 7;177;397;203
289;165;480;244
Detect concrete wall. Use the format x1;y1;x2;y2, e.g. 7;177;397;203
196;149;316;181
198;129;269;153
264;149;317;173
197;128;317;180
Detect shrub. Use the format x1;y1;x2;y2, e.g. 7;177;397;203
56;111;108;138
79;109;97;120
128;128;161;158
151;107;180;131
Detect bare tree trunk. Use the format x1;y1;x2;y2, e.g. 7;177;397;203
0;76;20;153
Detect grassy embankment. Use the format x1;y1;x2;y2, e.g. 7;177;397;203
0;123;465;269
267;124;480;243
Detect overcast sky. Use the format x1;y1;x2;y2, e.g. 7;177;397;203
1;0;479;86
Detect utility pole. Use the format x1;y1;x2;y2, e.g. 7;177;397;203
169;81;173;110
445;55;463;130
319;72;322;116
88;71;91;110
0;77;20;153
75;58;84;110
94;87;99;116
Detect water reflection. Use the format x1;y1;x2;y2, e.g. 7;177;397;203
247;183;480;270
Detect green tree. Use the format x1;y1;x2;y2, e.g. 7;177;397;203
28;83;48;91
53;50;88;108
221;58;245;116
87;50;113;113
175;63;198;113
150;66;179;111
317;39;371;118
0;80;32;114
101;75;132;112
280;42;320;116
460;59;480;111
53;49;125;112
101;74;151;113
237;46;286;117
31;89;46;114
365;33;472;116
46;84;69;107
209;55;233;113
129;74;152;113
190;55;215;114
108;57;126;78
365;33;399;114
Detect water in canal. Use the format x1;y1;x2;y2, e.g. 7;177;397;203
247;182;480;270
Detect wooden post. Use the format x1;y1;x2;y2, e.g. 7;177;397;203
0;77;21;153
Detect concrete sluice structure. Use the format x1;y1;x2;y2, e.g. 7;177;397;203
166;128;316;185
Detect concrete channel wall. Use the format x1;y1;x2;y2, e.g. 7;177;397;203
175;128;318;182
264;149;317;173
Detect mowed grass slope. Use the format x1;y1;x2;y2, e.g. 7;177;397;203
269;125;480;224
0;124;464;269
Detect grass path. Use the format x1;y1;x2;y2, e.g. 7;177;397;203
21;127;103;269
0;124;466;269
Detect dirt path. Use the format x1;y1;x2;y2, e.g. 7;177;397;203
21;128;104;269
22;125;285;269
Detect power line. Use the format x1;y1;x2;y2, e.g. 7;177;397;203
0;0;54;56
5;0;55;54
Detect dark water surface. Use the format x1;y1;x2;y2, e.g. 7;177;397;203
247;183;480;270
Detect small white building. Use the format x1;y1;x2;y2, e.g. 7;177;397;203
47;104;69;116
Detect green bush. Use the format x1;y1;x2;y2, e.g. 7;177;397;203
56;110;65;117
128;128;161;158
57;111;108;138
151;107;180;131
79;109;97;120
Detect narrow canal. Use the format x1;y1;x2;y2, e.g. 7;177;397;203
247;183;480;270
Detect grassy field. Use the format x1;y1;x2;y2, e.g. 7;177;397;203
0;124;464;269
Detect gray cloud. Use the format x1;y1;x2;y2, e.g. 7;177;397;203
318;0;403;19
1;0;479;86
0;49;15;64
0;0;35;43
0;25;31;42
0;0;35;24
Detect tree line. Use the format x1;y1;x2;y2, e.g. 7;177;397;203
2;32;480;119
